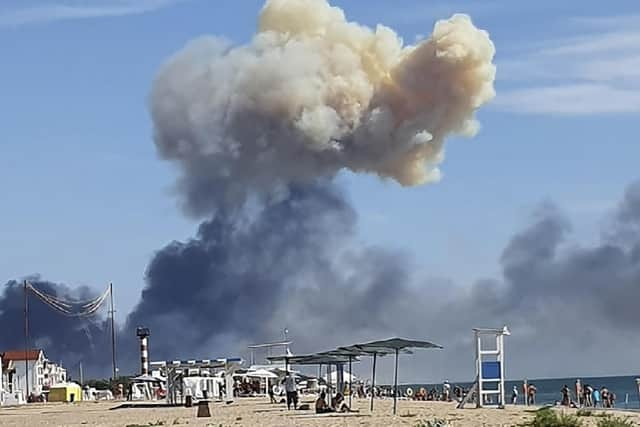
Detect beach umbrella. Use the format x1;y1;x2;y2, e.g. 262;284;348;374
353;338;443;415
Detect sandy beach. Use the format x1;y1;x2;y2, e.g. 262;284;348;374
1;397;639;427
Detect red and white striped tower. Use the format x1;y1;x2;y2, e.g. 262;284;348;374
136;327;150;375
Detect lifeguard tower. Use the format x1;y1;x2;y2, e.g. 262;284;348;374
458;326;510;409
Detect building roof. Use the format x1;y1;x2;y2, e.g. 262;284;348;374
2;349;43;361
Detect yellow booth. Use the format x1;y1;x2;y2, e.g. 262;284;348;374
48;382;82;403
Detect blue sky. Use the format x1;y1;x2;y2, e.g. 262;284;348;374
1;0;639;318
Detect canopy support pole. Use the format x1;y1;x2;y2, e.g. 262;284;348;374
370;352;377;411
393;348;399;415
348;355;353;409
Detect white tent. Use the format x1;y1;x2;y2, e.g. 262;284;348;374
246;369;278;379
322;371;358;384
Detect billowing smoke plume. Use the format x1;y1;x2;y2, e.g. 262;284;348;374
4;182;640;379
150;0;496;214
6;0;637;382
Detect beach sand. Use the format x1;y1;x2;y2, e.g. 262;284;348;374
1;397;639;426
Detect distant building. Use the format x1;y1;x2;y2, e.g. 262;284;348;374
1;349;67;401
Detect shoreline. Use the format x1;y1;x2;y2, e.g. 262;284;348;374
1;397;640;426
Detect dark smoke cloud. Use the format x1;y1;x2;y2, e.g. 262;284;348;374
3;181;639;381
0;278;112;377
122;180;640;381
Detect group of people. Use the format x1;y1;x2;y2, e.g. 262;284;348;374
269;371;357;414
511;383;537;405
315;392;355;413
571;381;616;408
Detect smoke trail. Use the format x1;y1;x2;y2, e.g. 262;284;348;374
150;0;496;214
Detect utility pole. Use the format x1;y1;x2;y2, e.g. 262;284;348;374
23;281;29;401
79;362;84;386
109;283;117;381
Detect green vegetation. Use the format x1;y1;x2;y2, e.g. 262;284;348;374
525;408;582;427
596;416;637;427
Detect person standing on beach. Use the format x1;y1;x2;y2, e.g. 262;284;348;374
584;384;593;407
527;384;537;405
593;387;601;408
575;380;582;406
511;386;518;404
601;387;610;408
283;372;298;410
443;380;451;401
561;385;571;406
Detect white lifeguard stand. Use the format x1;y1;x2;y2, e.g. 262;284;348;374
475;326;509;408
458;326;510;409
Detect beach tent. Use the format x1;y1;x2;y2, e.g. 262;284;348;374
131;374;165;382
246;369;278;379
322;370;358;384
246;369;278;395
353;338;443;415
48;382;82;403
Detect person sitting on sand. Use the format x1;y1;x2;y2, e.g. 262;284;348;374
333;393;356;413
316;391;334;414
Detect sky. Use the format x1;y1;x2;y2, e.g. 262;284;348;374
1;0;639;382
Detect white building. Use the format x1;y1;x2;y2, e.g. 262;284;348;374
1;349;67;401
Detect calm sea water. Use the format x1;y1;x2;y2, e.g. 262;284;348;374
400;376;640;409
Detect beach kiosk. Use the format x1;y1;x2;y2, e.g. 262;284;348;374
48;382;82;403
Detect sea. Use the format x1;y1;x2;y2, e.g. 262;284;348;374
400;375;640;409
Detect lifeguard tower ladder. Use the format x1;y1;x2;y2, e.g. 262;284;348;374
458;326;510;409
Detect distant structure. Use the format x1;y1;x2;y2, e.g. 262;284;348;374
247;341;292;367
0;349;67;404
136;327;151;375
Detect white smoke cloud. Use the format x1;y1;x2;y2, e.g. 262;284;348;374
150;0;496;214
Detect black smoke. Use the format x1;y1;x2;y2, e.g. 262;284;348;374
3;181;640;381
0;278;112;377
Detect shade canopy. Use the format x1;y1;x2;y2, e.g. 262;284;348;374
337;345;414;356
354;337;443;352
267;353;356;365
343;337;443;415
